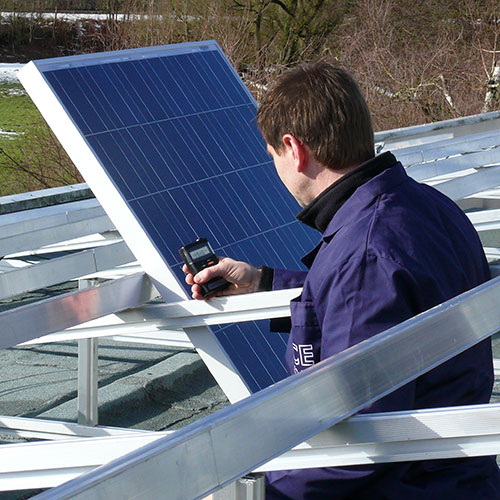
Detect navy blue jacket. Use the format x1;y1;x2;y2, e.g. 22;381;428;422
266;153;500;499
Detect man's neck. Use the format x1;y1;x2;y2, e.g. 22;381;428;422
303;160;358;206
297;152;397;233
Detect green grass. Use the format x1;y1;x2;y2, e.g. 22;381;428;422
0;82;41;145
0;81;54;195
0;80;81;195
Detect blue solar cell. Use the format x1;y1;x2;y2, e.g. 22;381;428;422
107;64;151;124
44;70;94;135
203;110;244;169
129;199;173;261
203;50;249;104
154;58;197;115
189;115;232;173
84;65;137;127
37;42;319;393
214;321;289;393
85;136;133;200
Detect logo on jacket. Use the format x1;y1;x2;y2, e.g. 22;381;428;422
292;343;315;373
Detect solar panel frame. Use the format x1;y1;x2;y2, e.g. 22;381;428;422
18;41;317;400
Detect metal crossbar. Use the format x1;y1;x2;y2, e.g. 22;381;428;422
0;272;157;349
374;110;500;143
397;130;500;167
0;201;103;239
1;403;500;492
0;183;92;215
21;288;301;346
0;241;133;300
34;275;500;499
407;149;500;182
432;165;500;200
0;214;113;257
396;129;500;164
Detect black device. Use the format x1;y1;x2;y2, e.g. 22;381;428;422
179;238;230;297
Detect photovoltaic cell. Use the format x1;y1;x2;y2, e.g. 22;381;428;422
24;42;319;393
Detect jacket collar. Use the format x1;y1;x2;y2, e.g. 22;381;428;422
299;153;408;268
297;152;398;234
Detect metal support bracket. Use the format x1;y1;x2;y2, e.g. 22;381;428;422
77;279;99;427
213;474;265;500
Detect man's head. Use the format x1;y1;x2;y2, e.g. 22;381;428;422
257;61;374;171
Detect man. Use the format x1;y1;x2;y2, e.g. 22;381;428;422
184;61;500;499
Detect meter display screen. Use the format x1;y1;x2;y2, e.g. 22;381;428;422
190;245;212;260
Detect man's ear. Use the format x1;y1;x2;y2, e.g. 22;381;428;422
282;134;308;173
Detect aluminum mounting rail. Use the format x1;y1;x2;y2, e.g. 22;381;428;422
4;403;500;492
81;287;301;329
0;272;157;349
407;149;500;182
467;209;500;233
457;192;500;213
0;415;147;441
0;431;171;492
8;232;124;258
257;402;500;471
19;288;302;345
0;241;134;301
0;213;114;257
21;322;191;348
431;165;500;201
0;200;103;238
0;183;93;215
396;130;500;166
36;275;500;500
374;110;500;143
108;330;193;348
485;247;500;260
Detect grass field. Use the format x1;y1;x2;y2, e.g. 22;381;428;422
0;80;41;194
0;83;39;137
0;75;81;196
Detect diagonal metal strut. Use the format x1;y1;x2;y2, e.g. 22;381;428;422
34;275;500;500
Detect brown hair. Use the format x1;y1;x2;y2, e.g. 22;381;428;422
257;61;374;170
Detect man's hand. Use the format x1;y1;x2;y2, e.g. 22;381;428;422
183;257;262;300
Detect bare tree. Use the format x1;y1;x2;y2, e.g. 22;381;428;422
332;0;500;130
463;0;500;112
0;126;82;195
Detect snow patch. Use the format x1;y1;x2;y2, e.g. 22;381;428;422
0;12;156;22
0;63;23;84
0;87;26;96
0;129;22;138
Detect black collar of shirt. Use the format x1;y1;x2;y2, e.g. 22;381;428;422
296;152;398;234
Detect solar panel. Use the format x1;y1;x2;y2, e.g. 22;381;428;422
18;41;317;398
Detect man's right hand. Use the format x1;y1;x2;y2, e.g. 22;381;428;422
183;257;262;300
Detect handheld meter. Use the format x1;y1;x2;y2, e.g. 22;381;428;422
179;238;230;297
